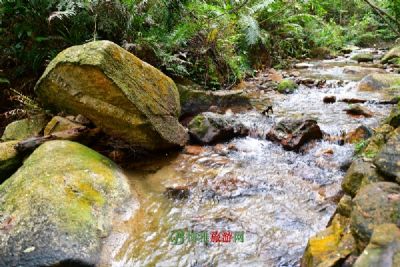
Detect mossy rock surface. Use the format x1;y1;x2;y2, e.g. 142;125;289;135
301;214;355;267
351;182;400;250
1;114;47;141
382;46;400;64
277;79;298;94
351;53;374;63
35;41;188;151
0;141;21;182
44;116;84;135
358;73;400;92
0;140;132;267
374;127;400;183
354;224;400;267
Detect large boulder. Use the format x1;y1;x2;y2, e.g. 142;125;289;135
374;127;400;182
382;46;400;64
177;81;251;117
351;53;374;63
354;224;400;267
0;140;132;267
1;114;48;141
188;112;249;144
358;73;400;91
351;182;400;250
0;141;21;182
267;118;323;151
34;41;188;151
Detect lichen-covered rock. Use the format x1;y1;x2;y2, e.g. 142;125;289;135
34;40;188;151
0;140;132;267
267;118;323;151
354;224;400;267
358;73;400;91
351;53;374;63
361;124;394;159
177;81;251;117
1;114;47;141
382;46;400;64
0;141;21;182
277;79;298;94
342;159;384;197
374;127;400;182
337;194;353;218
188;112;249;144
351;182;400;250
301;214;355;267
44;116;84;135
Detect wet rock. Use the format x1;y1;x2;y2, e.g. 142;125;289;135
294;63;313;69
1;114;48;141
35;40;188;151
301;214;355;267
310;47;333;59
337;195;353;218
351;182;400;250
352;53;374;63
184;145;205;155
267;119;323;151
382;46;400;64
353;224;400;267
344;104;373;118
177;80;251;117
345;125;373;144
43;116;84;135
374;127;400;182
188;112;249;144
0;140;132;267
342;45;360;54
268;68;283;82
386;104;400;128
277;79;298;94
340;98;367;104
358;73;400;91
0;141;21;182
165;186;190;200
323;96;336;104
342;158;384;197
342;66;385;76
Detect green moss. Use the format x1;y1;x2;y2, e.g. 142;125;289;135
188;115;208;135
1;114;48;141
351;53;374;63
277;79;298;94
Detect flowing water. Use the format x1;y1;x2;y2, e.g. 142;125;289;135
100;49;395;267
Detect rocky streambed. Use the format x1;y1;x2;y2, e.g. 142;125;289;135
1;42;400;267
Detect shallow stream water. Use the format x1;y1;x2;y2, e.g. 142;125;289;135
100;49;394;267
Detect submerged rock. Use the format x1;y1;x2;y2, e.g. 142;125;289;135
374;128;400;182
35;40;188;151
0;141;21;182
188;112;249;144
358;73;400;91
344;104;373;118
353;224;400;267
0;140;132;267
1;114;47;141
177;81;251;117
382;46;400;64
267;118;323;151
351;182;400;250
352;53;374;63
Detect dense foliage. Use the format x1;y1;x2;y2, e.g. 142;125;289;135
1;0;399;91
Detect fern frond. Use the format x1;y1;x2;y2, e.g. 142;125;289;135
239;14;261;46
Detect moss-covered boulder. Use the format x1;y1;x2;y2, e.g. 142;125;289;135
351;53;374;63
374;127;400;182
0;140;132;267
34;41;188;151
177;81;251;117
358;73;400;91
1;114;47;141
354;224;400;267
382;46;400;64
277;79;298;94
351;182;400;250
310;47;333;59
342;159;384;197
188;112;249;144
0;141;21;182
44;116;84;135
386;104;400;128
301;214;355;267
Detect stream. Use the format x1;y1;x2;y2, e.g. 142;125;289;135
99;49;394;267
